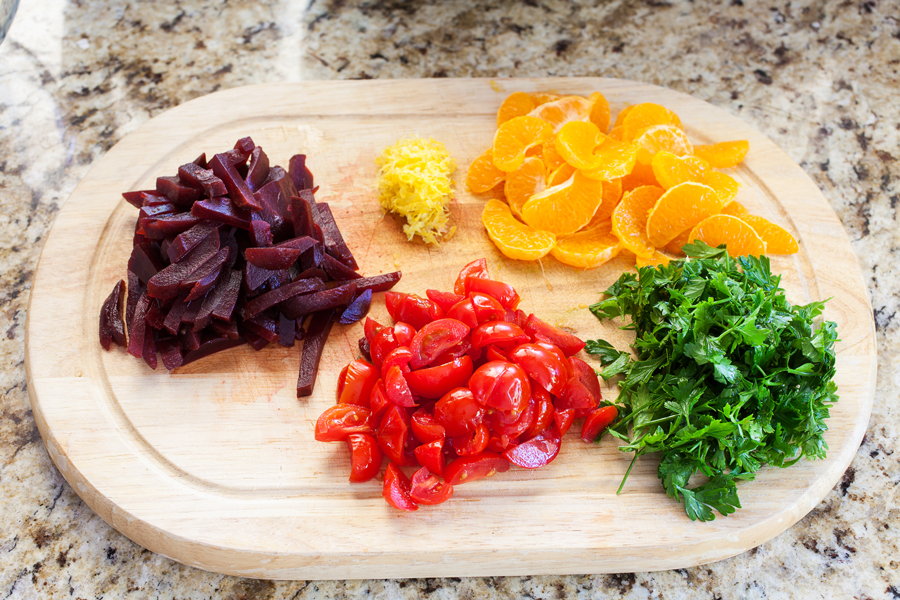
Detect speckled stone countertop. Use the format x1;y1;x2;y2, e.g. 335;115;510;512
1;0;898;597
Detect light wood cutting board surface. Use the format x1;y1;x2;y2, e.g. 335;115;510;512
25;78;875;580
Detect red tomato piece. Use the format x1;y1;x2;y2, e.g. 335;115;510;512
444;452;510;485
387;292;444;329
405;355;474;399
523;314;586;356
508;343;569;396
384;291;406;320
426;289;465;313
369;380;391;422
570;357;602;402
338;359;379;407
554;408;576;436
370;326;398;370
581;405;619;443
414;438;446;476
450;422;489;456
393;322;416;347
381;347;412;380
454;258;489;295
431;339;473;365
503;426;561;469
377;404;413;465
484;396;536;439
383;462;418;511
383;364;416;407
465;277;521;310
314;404;375;442
485;433;514;453
346;433;382;482
447;298;478;329
336;363;350;402
556;379;599;410
409;318;471;369
409;467;454;506
515;309;528;328
469;293;506;324
364;317;385;346
410;408;446;444
536;342;574;379
434;387;485;436
470;321;530;350
523;387;554;440
484;344;509;362
469;360;531;414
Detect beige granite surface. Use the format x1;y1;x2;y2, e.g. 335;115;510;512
1;0;898;597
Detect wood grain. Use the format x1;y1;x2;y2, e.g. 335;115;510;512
24;78;875;579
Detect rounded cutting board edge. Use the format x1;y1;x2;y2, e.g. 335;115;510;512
25;78;875;580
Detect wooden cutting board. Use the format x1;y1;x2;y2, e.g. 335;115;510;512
25;78;876;580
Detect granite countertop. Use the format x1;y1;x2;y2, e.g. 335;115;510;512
1;0;898;597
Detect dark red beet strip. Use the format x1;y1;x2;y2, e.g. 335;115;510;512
157;335;184;370
290;194;315;239
318;203;359;270
249;217;273;247
245;245;307;270
127;292;152;358
242;277;325;320
337;288;373;325
125;270;143;329
191;197;251;230
279;282;357;320
210;319;241;340
128;243;167;286
242;313;280;343
147;233;220;299
142;327;158;369
181;247;230;298
162;295;190;335
278;314;296;347
210;269;243;322
156;176;201;206
168;221;221;264
99;280;126;350
182;336;247;366
123;190;155;208
209;153;261;212
352;271;403;294
297;308;335;397
246;146;270;192
289;154;314;191
143;212;203;240
178;162;228;197
321;252;362;281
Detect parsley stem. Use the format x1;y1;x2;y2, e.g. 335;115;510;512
616;454;638;495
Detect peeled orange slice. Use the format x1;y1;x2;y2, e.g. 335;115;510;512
664;228;692;255
588;91;611;133
555;121;607;170
505;157;546;218
692;140;750;168
550;221;621;269
542;135;566;171
635;251;672;268
528;95;593;133
521;171;606;236
621;103;683;142
579;139;640;181
493;116;553;172
466;148;506;193
720;200;750;217
612;185;666;259
651;151;711;189
482;199;556;260
703;171;739;204
497;92;537;126
622;160;659;192
547;162;576;187
587;179;624;227
612;105;634;130
634;125;693;165
646;181;722;248
740;215;799;254
688;214;766;257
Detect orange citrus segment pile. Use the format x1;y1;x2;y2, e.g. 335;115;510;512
466;90;799;267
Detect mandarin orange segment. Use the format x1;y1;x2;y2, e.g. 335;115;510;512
550;222;621;269
611;185;666;258
542;135;566;171
492;116;553;172
664;228;692;255
482;199;556;260
651;151;711;189
621;160;659;192
547;163;575;187
635;251;672;268
692;140;750;168
555;121;607;170
579;139;640;181
688;214;766;257
466;148;506;193
505;157;546;218
739;215;799;254
528;95;593;133
703;171;739;204
612;105;634;130
645;181;723;247
587;179;624;226
530;92;563;105
621;103;683;142
607;126;625;141
497;92;537;126
635;125;693;165
588;92;611;133
521;171;606;236
720;200;750;217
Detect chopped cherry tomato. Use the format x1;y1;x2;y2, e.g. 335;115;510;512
381;347;412;380
504;426;561;469
469;293;506;324
385;292;444;329
369;326;398;370
515;309;528;328
484;396;536;439
410;408;446;443
536;342;574;379
346;433;382;482
465;277;521;310
470;321;530;350
314;404;374;442
523;314;586;356
405;355;474;399
409;466;454;506
426;289;464;313
336;364;350;401
469;360;531;414
369;380;391;422
338;359;379;407
523;387;554;440
581;405;618;443
444;452;510;485
556;378;599;410
383;364;416;407
485;433;514;453
383;462;418;511
447;298;478;329
508;343;569;396
554;408;576;436
434;387;484;436
377;404;413;466
393;321;416;347
363;317;385;346
450;422;489;456
414;438;446;476
570;357;602;402
409;318;470;369
454;258;489;295
484;344;510;362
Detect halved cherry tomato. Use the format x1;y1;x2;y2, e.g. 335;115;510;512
383;364;416;407
346;433;382;482
338;359;379;407
409;318;470;369
454;258;489;295
523;387;554;440
381;347;412;380
409;467;454;505
485;433;514;453
469;360;531;414
447;298;478;329
515;309;528;328
556;378;599;410
434;387;484;436
410;409;445;443
450;422;489;456
508;343;569;396
554;408;576;436
405;355;474;399
414;438;446;476
431;339;473;365
383;462;418;511
503;426;561;469
369;380;391;422
484;344;509;362
465;277;521;310
484;396;536;439
523;314;586;356
336;364;349;401
581;405;618;443
426;289;464;313
570;357;602;402
470;321;530;350
393;322;416;347
377;404;413;465
385;292;444;329
536;342;574;379
444;452;510;485
370;326;398;370
364;317;385;345
314;404;374;442
469;293;506;324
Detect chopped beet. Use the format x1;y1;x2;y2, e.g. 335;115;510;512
241;329;270;351
242;277;325;320
249;216;273;247
123;190;154;209
290;194;316;239
99;280;126;350
184;254;228;301
193;277;230;332
337;288;373;325
147;233;220;299
321;253;362;281
127;292;152;358
128;242;167;285
210;269;243;321
210;319;241;340
299;242;325;271
141;193;173;207
278;314;296;347
234;136;256;156
289;154;314;191
156;176;201;206
167;221;221;264
162;295;190;335
246;146;270;192
297;309;335;397
352;271;403;294
192;197;251;230
209;153;261;212
179;327;202;352
245;262;277;292
157;335;184;370
295;267;327;282
192;153;208;169
244;245;307;270
242;312;280;343
358;336;371;361
182;336;247;366
179;162;228;197
143;212;203;239
279;282;357;320
145;299;167;330
318;203;359;270
126;270;143;329
182;297;202;324
142;327;158;369
253;179;292;241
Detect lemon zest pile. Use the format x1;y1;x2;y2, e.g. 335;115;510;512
375;137;456;245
